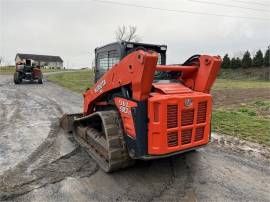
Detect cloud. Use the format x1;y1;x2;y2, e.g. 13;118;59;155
0;0;269;67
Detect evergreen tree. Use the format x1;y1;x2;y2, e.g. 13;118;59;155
221;54;231;69
264;48;270;67
230;57;241;69
230;58;236;69
253;50;264;67
242;51;252;68
236;57;242;68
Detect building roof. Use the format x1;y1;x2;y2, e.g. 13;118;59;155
16;53;63;62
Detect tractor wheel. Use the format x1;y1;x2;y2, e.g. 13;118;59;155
38;73;43;84
13;72;21;84
38;78;43;84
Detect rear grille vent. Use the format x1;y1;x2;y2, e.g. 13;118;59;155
181;109;194;126
195;127;204;141
181;129;192;145
163;100;208;147
197;101;207;123
167;131;178;147
167;105;178;128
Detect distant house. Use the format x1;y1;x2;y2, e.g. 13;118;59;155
15;53;63;69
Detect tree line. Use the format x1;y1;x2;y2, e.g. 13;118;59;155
222;47;270;69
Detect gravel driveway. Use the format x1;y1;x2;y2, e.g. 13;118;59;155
0;74;269;202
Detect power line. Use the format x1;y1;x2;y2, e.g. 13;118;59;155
231;0;270;7
91;0;270;21
187;0;270;13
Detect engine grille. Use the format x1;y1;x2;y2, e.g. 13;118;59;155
166;100;208;147
181;129;192;145
181;109;194;126
167;105;178;128
167;131;178;147
195;127;205;141
197;101;207;124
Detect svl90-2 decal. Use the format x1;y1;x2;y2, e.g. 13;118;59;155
114;97;138;138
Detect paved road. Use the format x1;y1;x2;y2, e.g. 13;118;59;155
0;75;269;202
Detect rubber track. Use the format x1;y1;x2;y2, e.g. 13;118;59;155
73;110;134;172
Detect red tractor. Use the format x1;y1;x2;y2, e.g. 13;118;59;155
61;41;222;172
14;63;43;84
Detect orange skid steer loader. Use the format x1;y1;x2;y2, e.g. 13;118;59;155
60;41;221;172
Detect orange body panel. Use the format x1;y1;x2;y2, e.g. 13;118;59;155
114;97;137;138
152;83;193;94
194;55;221;93
148;85;212;155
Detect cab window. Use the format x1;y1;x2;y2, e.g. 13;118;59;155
97;50;120;71
108;50;120;68
97;52;109;71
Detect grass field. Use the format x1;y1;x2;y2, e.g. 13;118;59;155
213;79;270;90
0;66;16;74
0;66;68;74
212;101;270;146
47;69;94;93
47;69;270;146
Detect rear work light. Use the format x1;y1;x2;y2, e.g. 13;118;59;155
126;43;134;48
160;46;167;51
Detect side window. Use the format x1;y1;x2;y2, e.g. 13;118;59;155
157;53;162;65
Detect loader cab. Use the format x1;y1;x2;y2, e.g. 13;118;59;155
94;41;167;82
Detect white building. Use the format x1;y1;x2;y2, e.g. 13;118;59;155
15;53;63;69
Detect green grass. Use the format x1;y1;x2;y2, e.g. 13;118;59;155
212;101;270;146
213;79;270;90
0;66;67;74
0;66;16;74
41;68;67;73
47;69;94;93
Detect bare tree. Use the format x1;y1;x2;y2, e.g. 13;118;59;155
115;25;141;42
115;25;126;41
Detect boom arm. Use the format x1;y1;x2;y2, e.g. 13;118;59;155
83;51;221;115
83;50;158;115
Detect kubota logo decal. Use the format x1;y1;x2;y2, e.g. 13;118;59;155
184;98;192;107
94;79;106;93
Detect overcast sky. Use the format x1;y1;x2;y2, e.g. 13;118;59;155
0;0;269;68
